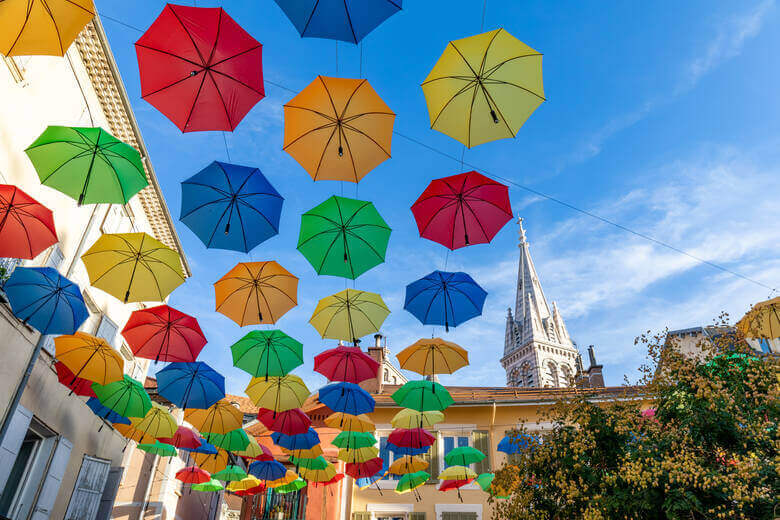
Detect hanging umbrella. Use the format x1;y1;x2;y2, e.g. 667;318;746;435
248;459;287;481
282;445;323;460
392;380;454;412
131;403;177;440
192;479;224;492
323;412;374;432
337;446;379;464
422;29;545;148
26;126;147;205
395;471;429;494
114;423;155;444
0;0;95;56
397;338;470;375
475;472;495;492
93;375;152;419
356;470;385;489
212;465;248;482
138;441;178;457
185;399;243;435
388;456;428;475
332;431;377;450
411;172;512;250
245;375;309;412
404;271;487;331
311;473;344;487
267;470;299;488
227;476;264;493
314;345;380;384
192;449;229;474
283;76;395;183
271;428;320;451
439;479;474;492
252;442;276;462
319;382;375;415
122;305;206;363
55;333;124;385
158;426;201;451
445;446;485;467
289;456;329;471
157;362;226;410
391;409;444;430
272;0;401;43
299;464;337;483
387;442;429;457
257;408;311;435
388;428;435;449
204;429;250;453
231;330;303;379
135;4;264;132
55;362;96;397
234;436;266;459
85;397;130;426
81;232;185;304
345;457;383;480
298;196;391;279
439;466;477;481
215;261;298;326
310;289;390;343
498;432;536;454
176;466;211;485
276;478;306;494
737;297;780;339
184;439;218;455
181;161;283;252
0;184;57;260
4;267;88;335
234;483;266;497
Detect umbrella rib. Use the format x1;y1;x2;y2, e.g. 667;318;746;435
134;43;202;68
207;71;234;129
281;121;338;152
483;52;544;79
340;124;360;183
311;126;339;181
5;0;34;56
233;202;250;252
137;71;197;101
338;79;366;120
182;73;208;131
341;121;393;158
180;196;230;220
318;76;342;123
209;67;267;98
460;194;493;243
235;198;280;232
428;82;478;131
169;7;208;65
283;104;338;123
480;77;547;102
208;44;263;72
39;1;65;56
341;0;358;44
480;86;516;136
300;0;323;37
38;148;96;184
205;9;223;67
93;148;129;203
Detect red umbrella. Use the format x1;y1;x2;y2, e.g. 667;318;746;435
388;428;436;449
254;443;275;462
346;457;383;479
312;473;345;488
122;305;206;363
411;171;512;250
135;4;264;132
439;478;474;492
54;362;96;397
314;345;380;384
257;408;311;435
176;466;211;484
234;483;265;496
0;185;57;260
158;426;202;450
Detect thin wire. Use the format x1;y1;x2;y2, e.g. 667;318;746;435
359;42;364;78
222;132;231;161
100;13;144;33
66;52;95;126
481;0;488;31
335;41;339;76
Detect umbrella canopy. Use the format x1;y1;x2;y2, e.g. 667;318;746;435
93;375;152;419
283;76;394;183
81;232;185;304
298;196;391;279
299;464;337;483
186;439;218;455
85;397;130;425
475;472;495;492
497;432;535;454
391;409;445;430
122;305;206;363
192;450;229;474
392;380;454;412
386;442;429;457
131;403;177;440
0;185;57;260
157;362;226;410
135;4;264;132
310;289;390;343
314;345;381;384
252;442;276;461
439;479;474;492
388;456;428;475
181;161;282;252
245;375;309;412
231;330;303;379
397;338;470;375
257;408;311;435
337;446;378;464
0;0;95;56
323;412;374;432
138;441;178;457
267;470;299;488
176;466;211;485
55;333;124;385
271;428;320;451
404;271;487;331
395;471;429;494
439;466;477;481
204;429;250;453
234;436;266;459
185;399;243;435
289;456;329;471
282;445;323;459
388;428;436;449
55;362;96;397
411;172;512;250
271;0;401;43
311;473;344;487
212;465;248;482
332;431;377;450
227;476;263;493
346;457;384;480
192;479;224;492
445;446;485;467
421;29;545;148
319;382;375;415
248;459;286;481
215;261;298;326
234;484;266;497
114;423;155;444
276;478;306;494
356;470;385;489
737;297;780;339
5;267;88;335
158;426;201;450
26;126;147;205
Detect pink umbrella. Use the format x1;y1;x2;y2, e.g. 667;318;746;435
158;426;202;450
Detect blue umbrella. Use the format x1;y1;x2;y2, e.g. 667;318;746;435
318;382;375;415
404;270;487;332
271;428;320;451
249;459;287;481
356;469;386;489
387;442;428;457
180;161;283;253
4;267;88;335
272;0;402;44
85;397;131;425
156;362;225;410
182;438;218;455
497;432;536;454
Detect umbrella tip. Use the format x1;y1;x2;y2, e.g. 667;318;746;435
490;110;499;124
338;146;343;157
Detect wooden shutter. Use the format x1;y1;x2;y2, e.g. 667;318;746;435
428;436;440;482
95;466;123;520
352;512;371;520
31;435;72;519
473;430;490;474
410;513;425;520
442;514;476;520
64;455;111;519
0;404;33;491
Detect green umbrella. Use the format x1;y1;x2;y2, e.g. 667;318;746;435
92;375;152;419
204;429;250;452
231;330;304;379
391;380;454;412
276;478;306;494
396;471;429;493
25;126;148;205
289;456;329;470
445;446;485;467
475;472;494;492
297;195;391;279
332;431;377;450
192;479;225;492
137;441;177;457
212;465;248;482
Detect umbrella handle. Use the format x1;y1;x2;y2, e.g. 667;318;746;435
490;110;499;124
225;222;231;235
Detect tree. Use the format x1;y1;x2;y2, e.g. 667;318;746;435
492;316;779;520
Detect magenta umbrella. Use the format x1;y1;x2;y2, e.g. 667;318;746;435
314;345;380;384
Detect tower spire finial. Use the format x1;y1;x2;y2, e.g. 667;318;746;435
518;216;527;245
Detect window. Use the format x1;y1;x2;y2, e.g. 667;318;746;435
384;369;389;382
392;376;397;384
64;455;111;519
472;431;490;474
442;435;469;469
560;365;573;387
42;245;64;271
546;361;559;387
378;437;400;481
95;315;118;347
758;339;772;354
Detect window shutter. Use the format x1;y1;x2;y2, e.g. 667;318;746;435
473;430;490;474
428;436;439;482
31;436;72;520
41;335;56;355
64;455;111;519
410;513;425;520
95;466;123;520
95;315;118;347
0;404;33;491
351;512;371;520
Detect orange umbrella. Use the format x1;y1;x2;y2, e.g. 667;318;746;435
193;449;229;474
214;261;298;327
185;399;243;435
283;76;395;183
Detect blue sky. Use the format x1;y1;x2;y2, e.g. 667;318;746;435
97;0;780;394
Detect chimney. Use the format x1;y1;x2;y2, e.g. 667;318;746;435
586;345;605;388
361;334;385;394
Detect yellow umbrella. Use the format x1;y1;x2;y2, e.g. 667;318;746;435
54;332;124;385
282;445;324;459
245;375;309;412
214;261;298;326
193;449;229;474
81;232;185;303
227;476;262;492
397;338;469;376
185;399;243;435
391;409;445;430
235;435;264;459
439;465;477;481
130;403;177;440
337;446;378;464
310;289;390;343
0;0;95;57
422;28;545;148
299;464;336;483
323;412;374;432
114;423;155;444
737;297;780;339
388;456;428;475
267;470;298;488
